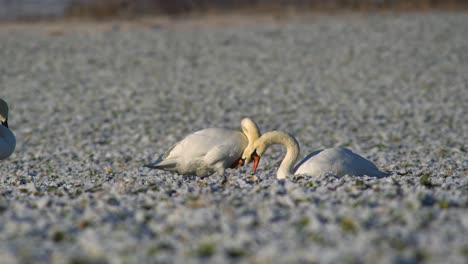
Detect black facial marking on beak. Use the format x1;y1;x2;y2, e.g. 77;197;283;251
250;150;258;160
252;150;261;172
1;119;7;128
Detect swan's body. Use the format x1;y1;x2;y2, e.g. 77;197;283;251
0;98;15;160
0;126;15;160
293;147;389;178
145;118;260;178
245;131;389;179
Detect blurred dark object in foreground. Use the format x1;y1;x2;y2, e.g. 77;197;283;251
1;0;468;21
66;0;468;17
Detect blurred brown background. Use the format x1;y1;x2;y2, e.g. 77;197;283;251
1;0;467;21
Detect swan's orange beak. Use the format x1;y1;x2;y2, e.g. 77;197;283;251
252;153;260;172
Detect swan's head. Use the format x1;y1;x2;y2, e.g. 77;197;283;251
243;140;265;173
0;98;8;128
243;130;299;173
240;117;260;165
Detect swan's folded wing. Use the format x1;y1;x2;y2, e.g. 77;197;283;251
160;142;178;160
203;139;246;167
163;128;245;161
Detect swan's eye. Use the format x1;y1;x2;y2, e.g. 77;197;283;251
250;150;258;160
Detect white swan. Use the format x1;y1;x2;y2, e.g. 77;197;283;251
144;118;260;178
244;131;389;179
0;98;15;160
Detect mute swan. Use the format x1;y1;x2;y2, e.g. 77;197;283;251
144;118;261;178
0;98;15;160
244;131;389;179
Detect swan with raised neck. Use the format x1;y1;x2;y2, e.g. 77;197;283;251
244;130;389;179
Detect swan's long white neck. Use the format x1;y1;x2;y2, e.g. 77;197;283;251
240;118;260;157
256;131;300;179
244;127;259;146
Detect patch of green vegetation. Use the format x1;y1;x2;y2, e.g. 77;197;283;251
461;245;468;258
163;225;175;234
414;249;430;262
339;141;352;147
354;179;366;189
19;188;29;194
343;256;361;264
402;163;413;168
107;197;119;206
0;201;7;213
69;257;92;264
185;194;199;201
226;247;248;258
390;136;401;144
52;230;66;242
47;186;58;192
147;242;174;255
307;232;328;246
141;203;153;210
78;219;91;230
69;256;106;264
195;241;216;257
390;238;406;251
157;242;174;251
34;191;44;196
147;246;159;256
294;197;307;204
294;216;310;231
73;189;83;198
80;199;88;208
355;179;365;186
420;173;434;188
340;217;357;234
372;143;387;149
438;200;450;209
436;148;448;158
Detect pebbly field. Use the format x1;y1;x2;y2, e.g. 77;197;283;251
0;12;467;264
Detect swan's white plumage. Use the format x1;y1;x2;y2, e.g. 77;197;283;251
293;147;389;178
145;118;260;177
246;131;389;179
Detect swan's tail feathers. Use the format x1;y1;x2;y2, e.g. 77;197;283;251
144;159;177;170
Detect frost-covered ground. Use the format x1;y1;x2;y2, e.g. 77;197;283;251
0;13;467;263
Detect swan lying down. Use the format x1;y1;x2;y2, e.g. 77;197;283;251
145;118;260;179
0;98;15;160
244;130;390;179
